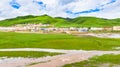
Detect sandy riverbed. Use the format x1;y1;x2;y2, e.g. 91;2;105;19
77;33;120;38
0;48;120;67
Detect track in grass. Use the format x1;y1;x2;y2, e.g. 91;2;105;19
0;32;120;50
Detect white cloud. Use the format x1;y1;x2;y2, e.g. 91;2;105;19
0;0;120;20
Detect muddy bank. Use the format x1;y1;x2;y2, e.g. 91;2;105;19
0;48;120;67
77;33;120;38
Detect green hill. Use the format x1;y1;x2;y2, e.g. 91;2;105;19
0;15;120;27
70;17;120;27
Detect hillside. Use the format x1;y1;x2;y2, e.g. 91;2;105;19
0;15;120;27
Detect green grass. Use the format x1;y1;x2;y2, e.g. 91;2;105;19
0;51;60;58
0;32;120;50
63;54;120;67
0;15;120;27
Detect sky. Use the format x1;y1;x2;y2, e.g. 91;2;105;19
0;0;120;20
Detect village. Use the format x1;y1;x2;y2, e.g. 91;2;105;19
0;23;120;34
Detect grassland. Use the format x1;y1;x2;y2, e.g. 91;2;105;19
0;51;60;58
0;15;120;27
63;54;120;67
0;32;120;50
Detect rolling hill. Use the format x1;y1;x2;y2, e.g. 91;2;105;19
0;15;120;27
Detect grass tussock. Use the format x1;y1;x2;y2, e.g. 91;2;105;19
0;51;60;58
63;54;120;67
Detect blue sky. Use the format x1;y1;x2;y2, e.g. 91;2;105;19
0;0;120;20
66;0;117;15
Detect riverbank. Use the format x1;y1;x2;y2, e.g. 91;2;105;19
76;33;120;38
0;48;120;67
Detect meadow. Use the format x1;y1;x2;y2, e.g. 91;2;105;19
63;54;120;67
0;51;60;58
0;32;120;50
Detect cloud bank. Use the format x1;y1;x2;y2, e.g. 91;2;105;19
0;0;120;20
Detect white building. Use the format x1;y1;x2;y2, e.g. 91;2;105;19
113;26;120;30
0;27;16;31
90;27;104;31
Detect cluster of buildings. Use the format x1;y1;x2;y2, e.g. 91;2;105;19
0;23;120;34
